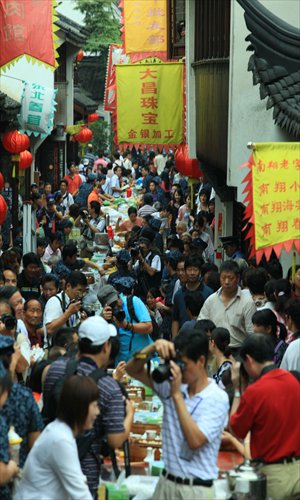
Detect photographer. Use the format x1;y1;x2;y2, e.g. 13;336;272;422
43;271;87;340
130;234;162;298
80;201;106;258
98;279;153;363
127;331;229;499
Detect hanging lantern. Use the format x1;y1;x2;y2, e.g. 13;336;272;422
2;130;30;154
19;150;33;169
0;172;4;191
76;49;84;62
88;113;99;123
0;195;8;225
175;144;201;178
73;127;93;143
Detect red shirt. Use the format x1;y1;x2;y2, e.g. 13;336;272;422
64;174;82;194
230;369;300;462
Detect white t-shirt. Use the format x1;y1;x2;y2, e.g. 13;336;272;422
43;292;80;329
133;252;161;272
111;174;121;197
14;419;92;500
61;192;74;213
280;338;300;371
102;177;112;195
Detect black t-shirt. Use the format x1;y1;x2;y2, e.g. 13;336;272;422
17;271;41;301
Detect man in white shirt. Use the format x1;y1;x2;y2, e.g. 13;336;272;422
43;271;87;340
42;232;62;265
127;330;229;499
59;180;74;215
123;151;132;172
111;165;123;198
280;298;300;371
198;260;256;351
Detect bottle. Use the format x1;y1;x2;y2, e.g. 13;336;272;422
107;224;114;247
126;187;132;198
8;426;22;465
144;446;155;476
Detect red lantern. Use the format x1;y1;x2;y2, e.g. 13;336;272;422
88;113;99;123
76;50;84;62
73;127;93;143
2;130;30;154
0;172;4;191
19;150;33;169
175;145;201;178
0;195;8;225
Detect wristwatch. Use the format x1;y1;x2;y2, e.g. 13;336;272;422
234;390;241;398
134;352;148;360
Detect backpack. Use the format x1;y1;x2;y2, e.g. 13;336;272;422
74;182;93;207
42;358;107;459
126;296;159;347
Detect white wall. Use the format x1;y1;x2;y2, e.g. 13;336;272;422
228;0;300;271
228;0;300;202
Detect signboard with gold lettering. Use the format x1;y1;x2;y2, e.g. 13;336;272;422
0;0;58;71
242;142;300;261
116;63;183;145
123;0;167;54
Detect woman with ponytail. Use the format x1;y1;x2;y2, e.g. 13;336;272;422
209;327;232;389
252;309;288;367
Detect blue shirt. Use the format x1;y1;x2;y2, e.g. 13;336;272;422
116;294;153;363
0;414;10;500
1;384;44;468
173;283;213;327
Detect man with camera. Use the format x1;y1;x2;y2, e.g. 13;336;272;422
127;330;229;499
80;201;106;257
43;271;88;341
131;234;162;298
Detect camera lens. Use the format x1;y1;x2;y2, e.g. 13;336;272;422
1;314;17;330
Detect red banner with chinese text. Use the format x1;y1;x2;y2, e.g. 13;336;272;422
242;142;300;262
0;0;58;71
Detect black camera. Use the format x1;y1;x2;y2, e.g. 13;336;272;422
112;306;126;323
0;314;17;331
151;354;185;384
130;244;141;259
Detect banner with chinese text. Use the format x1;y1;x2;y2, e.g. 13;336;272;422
123;0;167;55
0;0;59;71
116;63;183;145
104;44;130;112
18;82;57;137
242;142;300;261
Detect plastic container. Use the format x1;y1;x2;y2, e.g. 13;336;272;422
8;426;22;464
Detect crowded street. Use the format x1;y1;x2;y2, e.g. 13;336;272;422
0;0;299;499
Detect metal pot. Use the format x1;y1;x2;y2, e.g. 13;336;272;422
228;460;267;500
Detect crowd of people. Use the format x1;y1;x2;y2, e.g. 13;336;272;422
0;146;299;500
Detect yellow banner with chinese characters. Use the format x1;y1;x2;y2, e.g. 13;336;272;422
252;142;300;250
116;63;183;144
123;0;167;53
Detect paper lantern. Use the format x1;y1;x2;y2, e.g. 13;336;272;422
0;172;4;191
88;113;99;123
2;130;30;154
76;50;84;62
175;144;201;178
19;150;33;169
0;195;8;225
74;127;93;143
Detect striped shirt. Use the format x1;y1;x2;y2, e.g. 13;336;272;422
153;379;229;480
44;356;125;496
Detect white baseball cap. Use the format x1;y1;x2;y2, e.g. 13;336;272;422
78;316;117;346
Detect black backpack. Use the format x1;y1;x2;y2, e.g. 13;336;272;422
126;296;159;347
42;358;107;459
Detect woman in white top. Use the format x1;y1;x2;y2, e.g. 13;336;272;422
14;375;99;500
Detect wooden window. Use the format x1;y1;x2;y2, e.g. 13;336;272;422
167;0;185;60
195;0;230;62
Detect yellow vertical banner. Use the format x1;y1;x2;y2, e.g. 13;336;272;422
123;0;167;53
252;142;300;250
116;63;184;145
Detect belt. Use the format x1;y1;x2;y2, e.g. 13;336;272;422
162;469;213;487
252;456;300;465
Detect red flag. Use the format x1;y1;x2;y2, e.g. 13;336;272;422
0;0;58;70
